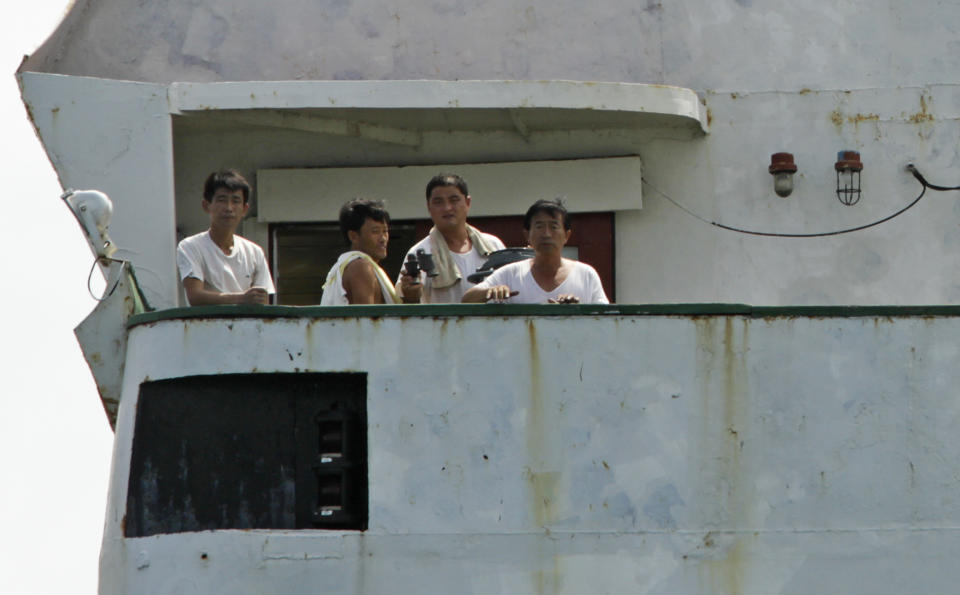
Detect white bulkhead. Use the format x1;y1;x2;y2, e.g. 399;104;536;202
102;309;960;594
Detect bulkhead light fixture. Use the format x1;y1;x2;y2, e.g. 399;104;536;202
835;150;863;205
769;153;798;197
62;189;117;260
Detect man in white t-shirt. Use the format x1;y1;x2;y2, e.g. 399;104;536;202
397;174;505;303
462;199;609;305
177;169;275;305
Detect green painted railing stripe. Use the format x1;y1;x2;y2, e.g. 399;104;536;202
128;303;960;328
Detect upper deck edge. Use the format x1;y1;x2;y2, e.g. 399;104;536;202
127;304;960;328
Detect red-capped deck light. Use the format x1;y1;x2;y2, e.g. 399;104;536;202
769;152;798;197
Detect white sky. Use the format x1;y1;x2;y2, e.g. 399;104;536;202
2;2;115;594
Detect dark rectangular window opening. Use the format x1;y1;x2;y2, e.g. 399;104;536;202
271;212;615;305
125;373;367;537
271;222;419;305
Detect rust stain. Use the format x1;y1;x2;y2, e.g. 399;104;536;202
439;317;449;339
525;320;554;528
695;317;752;592
908;94;934;124
847;113;879;123
304;320;314;364
723;320;750;594
694;317;716;450
830;109;844;130
528;320;539;393
706;108;713;127
525;321;564;532
21;98;38;132
798;88;813;95
182;320;192;358
701;536;750;595
722;318;746;470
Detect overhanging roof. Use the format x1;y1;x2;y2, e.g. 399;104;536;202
170;80;709;135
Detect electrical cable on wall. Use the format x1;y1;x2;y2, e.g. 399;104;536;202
86;257;127;302
643;164;960;238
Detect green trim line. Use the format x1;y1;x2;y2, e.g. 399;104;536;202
127;303;960;328
750;305;960;318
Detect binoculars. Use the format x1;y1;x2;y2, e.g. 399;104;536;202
404;249;438;284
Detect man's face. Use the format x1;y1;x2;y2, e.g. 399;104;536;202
202;187;249;230
349;217;389;262
427;185;471;233
526;210;571;256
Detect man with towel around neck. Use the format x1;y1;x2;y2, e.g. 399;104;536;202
321;198;406;305
397;174;505;303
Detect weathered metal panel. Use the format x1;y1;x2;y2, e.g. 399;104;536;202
99;312;960;594
20;0;960;93
74;262;144;426
18;72;178;309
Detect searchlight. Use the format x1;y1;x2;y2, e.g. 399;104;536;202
62;189;118;261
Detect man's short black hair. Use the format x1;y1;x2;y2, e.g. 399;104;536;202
203;169;251;204
339;198;391;246
425;173;469;200
523;198;571;231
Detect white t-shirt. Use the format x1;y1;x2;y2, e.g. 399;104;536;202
475;258;609;304
399;233;506;303
177;231;275;298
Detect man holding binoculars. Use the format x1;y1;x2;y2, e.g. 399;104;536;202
397;173;505;303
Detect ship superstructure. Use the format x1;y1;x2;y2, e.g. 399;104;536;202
18;1;960;593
